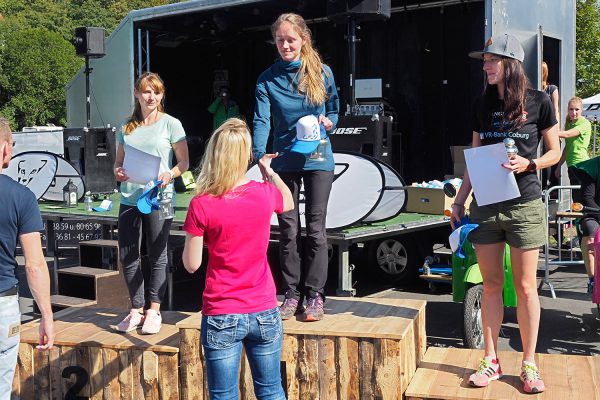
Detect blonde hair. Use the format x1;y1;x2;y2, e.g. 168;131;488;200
123;72;166;134
272;13;328;106
195;118;252;196
541;61;549;90
565;96;583;125
0;118;11;144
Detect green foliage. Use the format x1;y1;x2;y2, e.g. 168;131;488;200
576;0;600;98
0;0;177;130
0;24;81;127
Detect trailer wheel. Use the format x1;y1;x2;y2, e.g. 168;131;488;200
463;283;484;349
368;236;418;283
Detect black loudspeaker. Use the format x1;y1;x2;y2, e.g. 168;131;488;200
74;27;106;58
327;0;391;21
329;115;393;165
63;127;116;194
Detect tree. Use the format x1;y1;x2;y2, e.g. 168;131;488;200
0;24;81;127
0;0;176;129
576;0;600;98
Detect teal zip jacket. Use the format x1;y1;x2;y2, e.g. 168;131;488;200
252;59;339;171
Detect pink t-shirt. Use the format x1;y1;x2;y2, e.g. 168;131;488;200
183;180;284;315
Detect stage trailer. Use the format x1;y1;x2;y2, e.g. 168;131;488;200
66;0;575;182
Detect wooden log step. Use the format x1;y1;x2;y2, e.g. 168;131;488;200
79;239;118;248
405;347;600;399
419;274;452;282
50;295;97;308
57;266;120;278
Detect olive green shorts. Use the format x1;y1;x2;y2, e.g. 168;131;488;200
468;198;546;249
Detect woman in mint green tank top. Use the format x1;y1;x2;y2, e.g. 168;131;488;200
113;72;189;334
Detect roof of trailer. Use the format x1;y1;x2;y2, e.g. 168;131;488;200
127;0;266;22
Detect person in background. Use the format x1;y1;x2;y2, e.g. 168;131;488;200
114;72;189;335
542;61;561;189
542;61;560;123
182;118;293;399
555;96;592;195
569;161;597;295
208;86;240;131
253;13;339;322
451;34;560;394
0;118;54;398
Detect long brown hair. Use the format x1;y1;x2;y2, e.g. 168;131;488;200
123;72;166;134
541;61;549;90
481;58;530;130
195;118;252;197
271;13;328;106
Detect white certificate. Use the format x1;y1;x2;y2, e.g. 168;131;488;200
464;143;520;206
123;145;161;185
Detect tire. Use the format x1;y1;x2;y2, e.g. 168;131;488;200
368;236;419;283
463;284;484;349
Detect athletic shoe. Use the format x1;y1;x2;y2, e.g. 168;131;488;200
520;362;545;394
468;357;502;387
302;293;324;322
279;297;301;320
116;309;145;333
141;309;162;334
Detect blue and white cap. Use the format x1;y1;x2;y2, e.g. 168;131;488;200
136;180;163;214
290;115;323;154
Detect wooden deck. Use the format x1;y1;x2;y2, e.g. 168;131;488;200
405;347;600;400
14;307;192;399
178;296;427;399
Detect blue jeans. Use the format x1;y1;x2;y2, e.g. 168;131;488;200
0;295;20;400
201;307;285;400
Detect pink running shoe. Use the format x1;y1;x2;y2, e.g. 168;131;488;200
520;362;545;394
141;309;162;334
116;309;145;333
469;357;502;387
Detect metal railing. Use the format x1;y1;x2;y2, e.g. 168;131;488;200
541;185;583;298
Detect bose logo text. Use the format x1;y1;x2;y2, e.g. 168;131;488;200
332;127;367;135
66;136;82;141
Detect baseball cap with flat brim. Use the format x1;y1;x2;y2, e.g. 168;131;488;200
137;180;163;214
468;33;524;62
290;115;324;154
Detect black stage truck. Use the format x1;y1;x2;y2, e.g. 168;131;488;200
65;0;575;295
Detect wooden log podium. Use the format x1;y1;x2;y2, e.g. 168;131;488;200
12;308;191;399
13;297;426;399
177;297;426;399
405;347;600;400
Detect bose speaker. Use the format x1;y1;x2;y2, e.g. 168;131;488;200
63;127;116;194
327;0;391;22
74;27;106;58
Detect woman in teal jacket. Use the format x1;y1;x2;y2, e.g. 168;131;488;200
253;13;339;322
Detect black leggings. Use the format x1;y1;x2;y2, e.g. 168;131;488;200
118;204;171;308
277;170;334;299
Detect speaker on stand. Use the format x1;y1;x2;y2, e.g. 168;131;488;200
327;0;391;22
73;27;106;128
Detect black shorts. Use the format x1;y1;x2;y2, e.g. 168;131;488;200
579;217;600;237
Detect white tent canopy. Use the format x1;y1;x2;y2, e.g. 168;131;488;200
583;93;600;121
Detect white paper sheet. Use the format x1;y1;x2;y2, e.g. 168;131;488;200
464;143;520;206
122;145;161;185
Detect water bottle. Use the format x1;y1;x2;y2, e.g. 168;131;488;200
84;191;93;212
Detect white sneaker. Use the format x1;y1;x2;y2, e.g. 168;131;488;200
116;309;145;333
141;309;162;334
